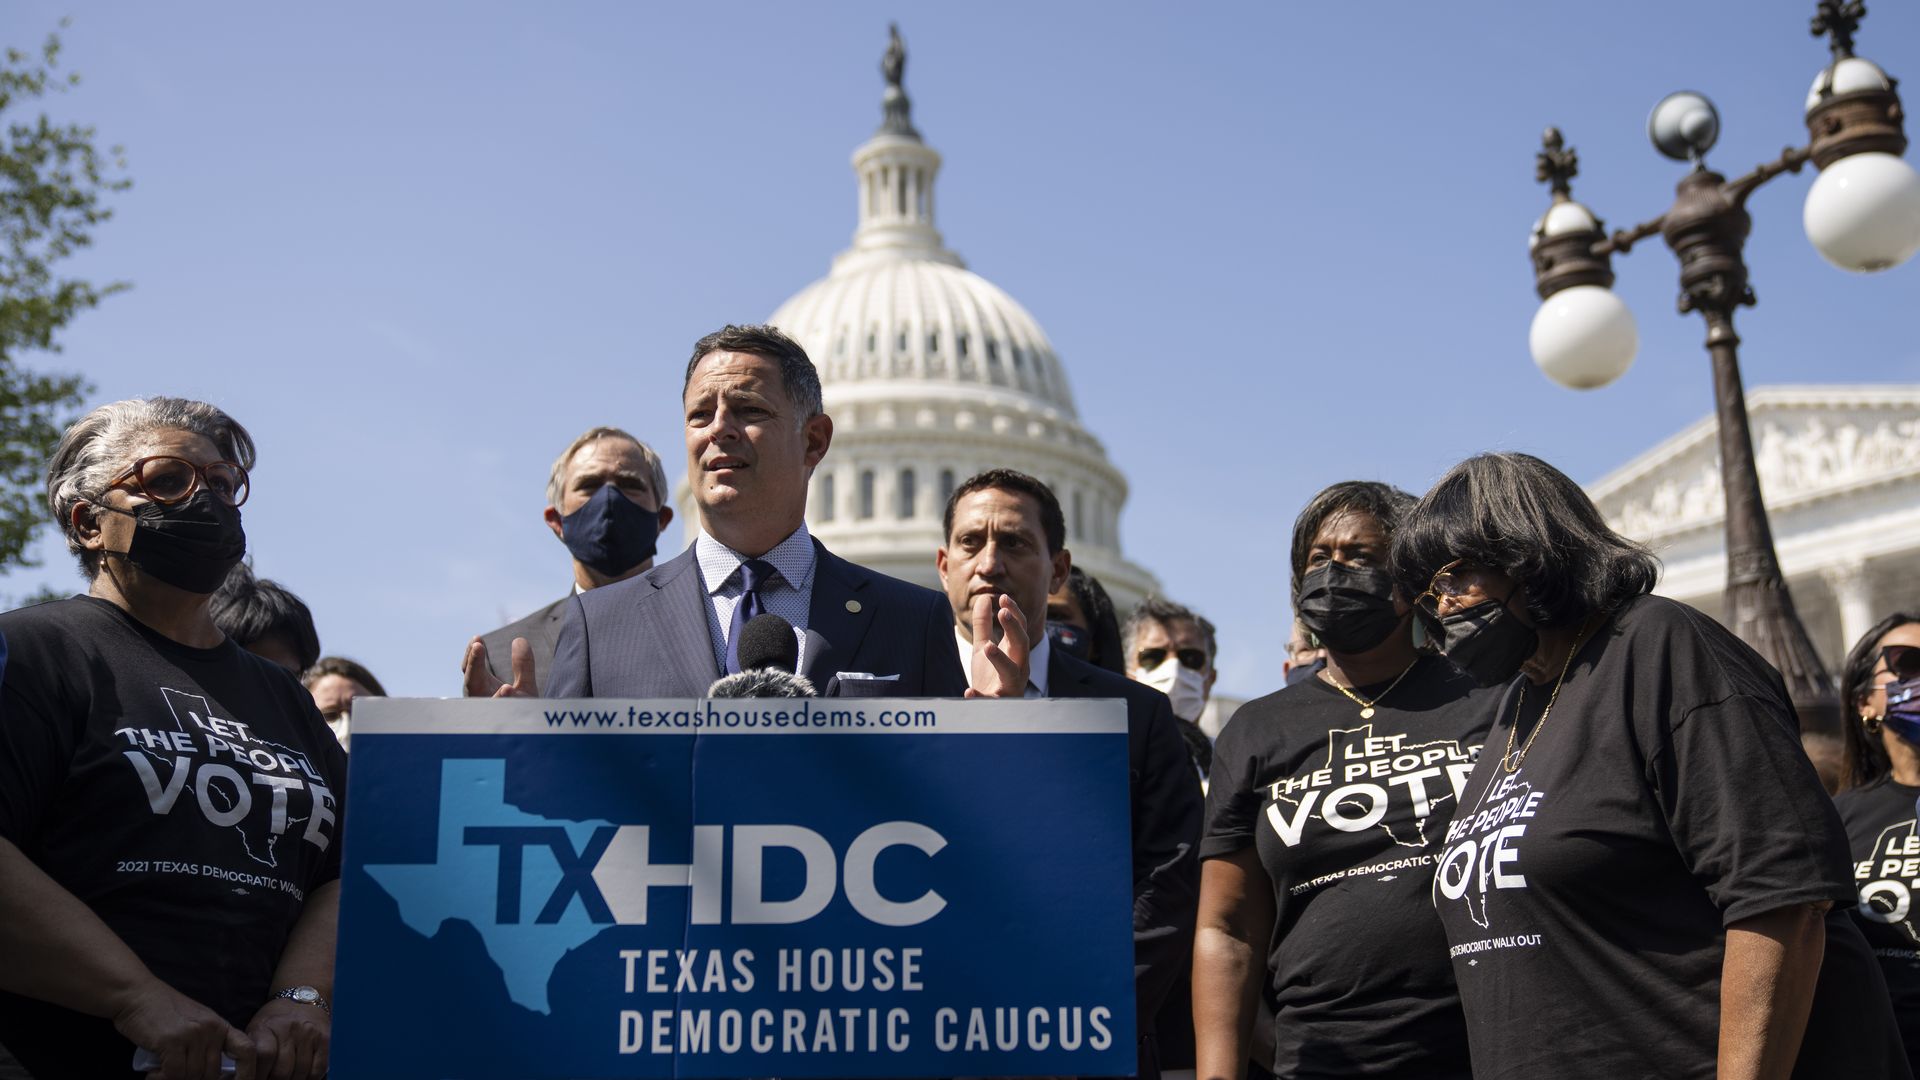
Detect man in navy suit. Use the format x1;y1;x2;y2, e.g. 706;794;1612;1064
935;467;1203;1080
544;324;1031;699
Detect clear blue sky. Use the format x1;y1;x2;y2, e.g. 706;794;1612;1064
5;0;1917;699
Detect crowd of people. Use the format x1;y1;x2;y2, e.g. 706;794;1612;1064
0;323;1916;1079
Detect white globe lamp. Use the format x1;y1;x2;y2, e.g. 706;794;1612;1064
1529;285;1638;389
1803;151;1920;271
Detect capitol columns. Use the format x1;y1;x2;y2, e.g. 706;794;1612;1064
1821;560;1877;659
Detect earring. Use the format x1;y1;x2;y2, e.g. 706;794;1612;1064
1865;714;1885;735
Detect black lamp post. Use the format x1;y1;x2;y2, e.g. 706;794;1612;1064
1524;1;1920;735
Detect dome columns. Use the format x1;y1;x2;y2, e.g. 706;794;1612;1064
850;136;948;259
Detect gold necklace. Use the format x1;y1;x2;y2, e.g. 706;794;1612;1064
1503;615;1601;773
1323;659;1420;719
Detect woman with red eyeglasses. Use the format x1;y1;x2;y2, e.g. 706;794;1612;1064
1833;614;1920;1076
1390;451;1906;1080
0;398;343;1080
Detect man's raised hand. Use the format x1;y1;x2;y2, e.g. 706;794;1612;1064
461;637;538;698
966;592;1032;698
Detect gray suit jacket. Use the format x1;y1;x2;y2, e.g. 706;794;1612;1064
477;594;569;695
547;540;967;698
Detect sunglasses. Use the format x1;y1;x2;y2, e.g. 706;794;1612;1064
1136;646;1208;672
1877;644;1920;688
1412;559;1494;634
110;455;250;508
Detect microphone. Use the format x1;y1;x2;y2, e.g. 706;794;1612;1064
709;613;816;698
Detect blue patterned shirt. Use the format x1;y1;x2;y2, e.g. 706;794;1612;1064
694;522;816;673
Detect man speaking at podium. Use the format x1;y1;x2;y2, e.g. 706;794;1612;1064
548;324;1025;699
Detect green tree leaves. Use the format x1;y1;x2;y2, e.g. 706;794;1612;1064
0;24;126;573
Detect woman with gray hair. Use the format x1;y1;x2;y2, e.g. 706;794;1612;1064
0;398;345;1079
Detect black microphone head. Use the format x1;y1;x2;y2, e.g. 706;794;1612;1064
737;613;799;673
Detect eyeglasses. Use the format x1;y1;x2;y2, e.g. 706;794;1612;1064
109;455;250;507
1413;559;1498;634
1136;646;1208;672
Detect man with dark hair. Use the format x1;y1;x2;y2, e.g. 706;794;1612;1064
934;468;1201;1080
548;325;1020;698
304;656;388;747
209;562;321;675
1125;596;1218;774
463;425;673;697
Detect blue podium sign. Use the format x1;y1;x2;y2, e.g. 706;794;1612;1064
332;698;1137;1079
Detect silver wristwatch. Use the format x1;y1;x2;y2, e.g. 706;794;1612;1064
274;985;331;1015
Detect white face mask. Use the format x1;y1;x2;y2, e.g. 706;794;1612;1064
1137;657;1208;722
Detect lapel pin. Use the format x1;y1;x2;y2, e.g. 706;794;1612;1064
845;599;862;613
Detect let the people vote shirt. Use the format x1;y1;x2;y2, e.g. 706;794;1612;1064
1203;654;1492;1079
1835;776;1920;1074
0;596;348;1074
1433;595;1907;1080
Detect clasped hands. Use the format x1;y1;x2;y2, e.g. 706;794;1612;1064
115;977;327;1080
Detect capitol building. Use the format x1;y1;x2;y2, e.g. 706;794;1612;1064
701;29;1161;611
1592;385;1920;672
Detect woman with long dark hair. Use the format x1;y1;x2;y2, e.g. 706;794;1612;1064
1194;481;1494;1079
1831;611;1920;1075
1391;451;1906;1080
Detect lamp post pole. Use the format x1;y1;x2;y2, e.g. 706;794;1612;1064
1525;0;1920;736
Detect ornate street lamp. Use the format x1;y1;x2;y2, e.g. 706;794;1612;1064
1525;1;1920;734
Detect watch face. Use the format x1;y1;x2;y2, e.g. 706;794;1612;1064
291;987;318;1003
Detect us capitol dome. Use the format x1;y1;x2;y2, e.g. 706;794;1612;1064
747;26;1161;609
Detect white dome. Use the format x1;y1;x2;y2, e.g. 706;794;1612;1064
687;30;1162;612
770;258;1079;416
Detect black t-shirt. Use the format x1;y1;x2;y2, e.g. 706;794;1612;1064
1834;777;1920;1073
1433;594;1907;1080
1203;654;1494;1078
0;596;348;1076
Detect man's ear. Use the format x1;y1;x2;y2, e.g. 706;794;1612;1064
1048;548;1071;595
542;506;564;541
802;413;833;468
658;505;674;531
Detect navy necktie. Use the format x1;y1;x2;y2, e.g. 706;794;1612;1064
725;558;778;674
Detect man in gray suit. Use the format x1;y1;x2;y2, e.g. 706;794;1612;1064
463;426;673;696
547;324;1031;699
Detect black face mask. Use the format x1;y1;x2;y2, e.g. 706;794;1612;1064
102;490;247;594
1436;594;1539;688
1048;622;1091;662
1296;562;1403;654
560;484;660;577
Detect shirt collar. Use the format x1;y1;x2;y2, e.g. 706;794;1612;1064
951;623;1051;696
695;521;816;596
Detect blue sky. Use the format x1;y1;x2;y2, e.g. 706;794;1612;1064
5;1;1917;699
